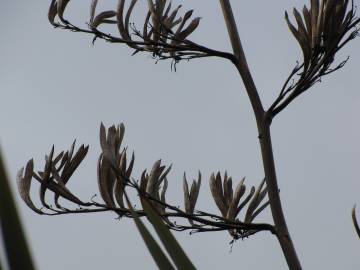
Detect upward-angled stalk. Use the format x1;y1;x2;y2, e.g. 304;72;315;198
218;1;302;269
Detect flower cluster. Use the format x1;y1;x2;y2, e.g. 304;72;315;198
46;0;233;65
17;123;274;239
269;0;360;117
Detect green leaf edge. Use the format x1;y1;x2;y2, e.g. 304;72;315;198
0;149;36;270
141;199;197;270
125;194;175;270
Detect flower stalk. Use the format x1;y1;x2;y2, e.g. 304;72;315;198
218;0;302;269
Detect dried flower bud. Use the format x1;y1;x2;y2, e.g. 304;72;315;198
183;172;201;224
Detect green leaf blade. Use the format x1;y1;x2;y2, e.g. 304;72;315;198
142;199;197;270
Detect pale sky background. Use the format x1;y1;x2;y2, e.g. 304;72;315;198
1;1;360;269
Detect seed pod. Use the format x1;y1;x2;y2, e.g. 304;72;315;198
226;177;245;221
91;10;117;29
302;5;312;41
17;160;43;214
146;160;162;197
48;0;58;26
244;178;267;223
90;0;98;23
57;0;70;23
97;154;116;208
209;172;227;217
223;172;233;208
183;173;191;214
311;0;320;47
285;11;311;69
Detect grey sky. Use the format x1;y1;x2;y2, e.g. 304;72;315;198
1;1;359;269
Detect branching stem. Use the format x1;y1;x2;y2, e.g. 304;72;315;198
218;1;302;269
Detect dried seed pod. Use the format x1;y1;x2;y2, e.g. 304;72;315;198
57;0;70;23
139;160;171;214
90;0;98;24
286;0;357;68
17;160;43;214
183;173;191;214
140;170;148;192
175;17;201;41
114;175;126;208
183;171;201;222
209;172;227;217
124;0;137;38
189;171;201;211
146;160;163;197
99;123;127;169
311;0;320;47
159;177;168;214
226;177;245;221
302;5;312;41
48;0;58;26
91;10;117;29
223;172;233;208
244;178;268;223
126;152;135;177
39;146;55;209
48;164;85;206
113;150;134;208
237;186;255;215
117;0;138;42
285;11;311;69
97;154;116;208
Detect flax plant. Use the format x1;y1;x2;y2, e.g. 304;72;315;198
17;0;360;269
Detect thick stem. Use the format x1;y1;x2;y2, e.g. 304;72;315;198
258;121;302;270
218;1;302;269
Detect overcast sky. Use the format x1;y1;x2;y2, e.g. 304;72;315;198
1;1;360;269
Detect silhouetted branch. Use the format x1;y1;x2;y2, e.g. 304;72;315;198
269;0;360;118
17;123;275;240
47;0;235;67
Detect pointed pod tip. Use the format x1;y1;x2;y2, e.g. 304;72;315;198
154;159;162;167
